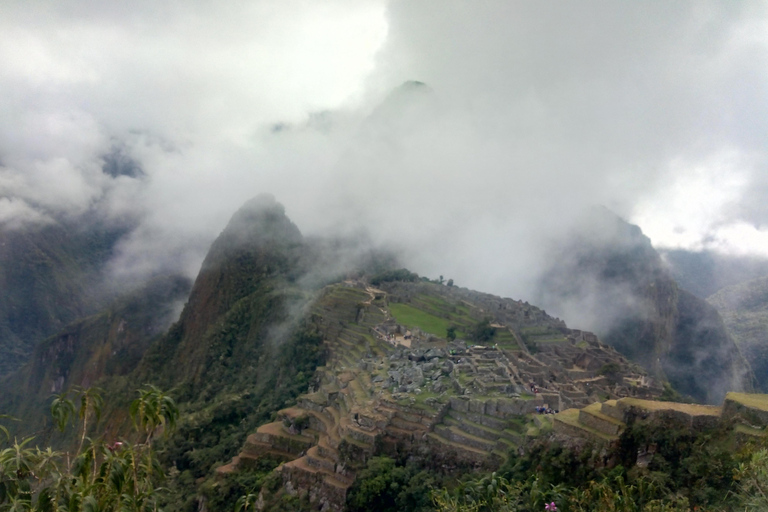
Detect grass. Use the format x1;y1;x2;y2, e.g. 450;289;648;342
620;397;722;416
389;302;463;338
725;392;768;411
492;330;521;349
556;408;581;422
734;423;767;437
520;326;559;336
407;292;477;328
554;409;617;441
582;403;625;426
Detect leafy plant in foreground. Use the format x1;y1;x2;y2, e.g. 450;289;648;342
0;385;177;511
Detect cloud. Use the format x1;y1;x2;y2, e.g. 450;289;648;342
632;150;768;256
0;197;53;229
0;0;766;300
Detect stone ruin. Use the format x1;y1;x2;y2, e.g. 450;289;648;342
217;281;662;511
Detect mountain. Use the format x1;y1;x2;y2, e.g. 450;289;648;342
0;273;191;436
0;195;324;482
708;276;768;392
0;217;130;374
0;196;760;511
135;194;306;390
0;196;672;510
534;208;751;403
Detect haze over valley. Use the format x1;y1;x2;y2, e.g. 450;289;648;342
1;2;768;511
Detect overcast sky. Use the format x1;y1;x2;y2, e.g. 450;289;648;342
1;0;767;299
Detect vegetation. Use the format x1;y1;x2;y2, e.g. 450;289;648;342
3;199;767;512
0;200;334;512
734;447;768;511
390;303;461;339
0;385;176;512
371;269;420;286
347;456;439;512
154;323;325;512
335;408;768;512
423;415;768;512
0;219;131;375
469;318;496;344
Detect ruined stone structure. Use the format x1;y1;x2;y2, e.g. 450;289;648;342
218;281;663;511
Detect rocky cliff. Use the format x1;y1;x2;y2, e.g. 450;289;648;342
709;276;768;392
0;274;190;436
534;208;751;403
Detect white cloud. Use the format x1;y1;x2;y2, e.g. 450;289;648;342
0;0;767;293
631;150;768;257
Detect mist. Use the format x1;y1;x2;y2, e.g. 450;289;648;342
1;0;767;310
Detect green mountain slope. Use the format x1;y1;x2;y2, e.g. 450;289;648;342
136;194;306;389
0;196;327;501
709;276;768;392
0;273;191;437
0;218;128;374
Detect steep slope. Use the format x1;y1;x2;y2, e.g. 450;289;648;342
0;274;191;436
102;196;334;510
0;217;129;374
0;195;329;512
534;208;750;403
134;194;307;391
709;276;768;392
0;195;389;505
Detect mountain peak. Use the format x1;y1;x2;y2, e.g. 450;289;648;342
204;194;302;268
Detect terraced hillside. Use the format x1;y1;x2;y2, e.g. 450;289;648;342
553;392;768;445
221;279;662;510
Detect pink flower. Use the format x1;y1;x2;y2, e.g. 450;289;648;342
545;503;557;511
108;441;124;452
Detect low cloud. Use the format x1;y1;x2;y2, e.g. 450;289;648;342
0;0;766;304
